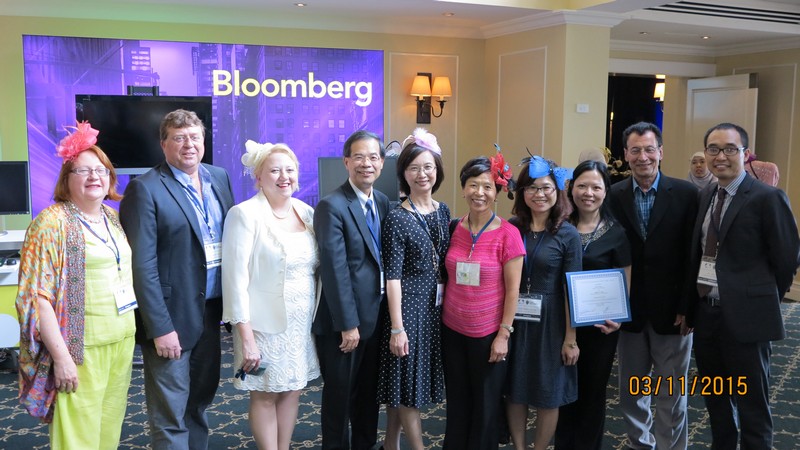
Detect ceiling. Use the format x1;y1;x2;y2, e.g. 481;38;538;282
2;0;800;56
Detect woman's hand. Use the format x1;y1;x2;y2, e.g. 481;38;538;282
561;341;579;366
390;331;409;357
52;355;79;393
489;334;509;363
595;319;621;335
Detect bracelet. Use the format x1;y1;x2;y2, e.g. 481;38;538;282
499;323;514;334
564;342;578;349
391;328;405;335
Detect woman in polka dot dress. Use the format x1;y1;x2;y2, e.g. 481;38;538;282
377;129;450;450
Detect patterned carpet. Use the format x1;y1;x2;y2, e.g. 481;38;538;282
1;301;798;449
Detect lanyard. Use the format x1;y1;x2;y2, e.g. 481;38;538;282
582;220;602;254
522;231;545;294
77;214;121;272
180;182;215;240
407;198;443;278
466;212;495;259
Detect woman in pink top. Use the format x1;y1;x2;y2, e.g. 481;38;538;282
441;155;525;450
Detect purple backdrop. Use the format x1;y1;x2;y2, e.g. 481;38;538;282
22;35;384;215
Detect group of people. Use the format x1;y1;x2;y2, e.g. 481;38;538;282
14;110;799;450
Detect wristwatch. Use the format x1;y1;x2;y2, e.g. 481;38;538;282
500;323;514;334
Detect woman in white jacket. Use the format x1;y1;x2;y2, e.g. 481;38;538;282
222;140;320;450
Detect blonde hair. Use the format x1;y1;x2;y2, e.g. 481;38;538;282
241;140;300;190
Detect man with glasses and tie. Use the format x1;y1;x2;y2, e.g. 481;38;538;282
608;122;698;450
688;122;799;449
120;109;234;449
312;130;390;450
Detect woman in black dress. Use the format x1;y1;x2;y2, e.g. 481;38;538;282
554;159;632;450
376;128;450;450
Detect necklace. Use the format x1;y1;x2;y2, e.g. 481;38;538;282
271;202;292;219
70;202;104;224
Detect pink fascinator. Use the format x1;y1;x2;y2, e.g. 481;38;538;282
56;121;99;161
402;127;442;155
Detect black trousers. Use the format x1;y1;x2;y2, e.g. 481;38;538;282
441;325;508;450
315;330;381;450
555;326;619;450
693;302;773;450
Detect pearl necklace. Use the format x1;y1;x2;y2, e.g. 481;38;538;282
271;202;292;220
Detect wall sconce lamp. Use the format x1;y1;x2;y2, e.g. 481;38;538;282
410;72;452;124
653;74;666;102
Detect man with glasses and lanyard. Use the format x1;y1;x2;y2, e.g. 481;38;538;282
689;122;799;449
312;130;390;450
120;109;234;449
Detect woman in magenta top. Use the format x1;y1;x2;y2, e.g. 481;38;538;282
441;155;525;450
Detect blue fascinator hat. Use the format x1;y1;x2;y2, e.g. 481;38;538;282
524;154;573;190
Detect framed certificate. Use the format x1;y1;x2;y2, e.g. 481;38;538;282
565;268;631;327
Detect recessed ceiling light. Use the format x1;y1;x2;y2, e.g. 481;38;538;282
294;2;307;7
702;35;710;40
639;31;649;35
443;12;455;17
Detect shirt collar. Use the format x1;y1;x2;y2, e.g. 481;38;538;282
167;163;209;187
632;171;661;193
720;170;747;196
348;178;374;208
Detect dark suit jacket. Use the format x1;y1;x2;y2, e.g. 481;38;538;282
312;180;389;340
119;162;235;350
609;173;698;334
688;174;800;342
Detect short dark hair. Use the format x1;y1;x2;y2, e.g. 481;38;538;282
396;143;444;195
703;122;749;149
343;130;385;158
511;158;571;234
160;109;205;142
459;157;504;192
567;159;615;225
622;122;662;149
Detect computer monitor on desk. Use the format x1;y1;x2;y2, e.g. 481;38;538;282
0;161;30;236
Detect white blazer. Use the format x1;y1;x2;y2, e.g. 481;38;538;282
221;191;319;333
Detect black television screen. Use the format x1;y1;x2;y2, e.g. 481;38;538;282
0;161;31;215
75;95;213;174
317;156;400;202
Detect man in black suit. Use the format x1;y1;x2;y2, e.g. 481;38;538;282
312;130;390;450
608;122;697;450
689;122;799;449
120;109;234;450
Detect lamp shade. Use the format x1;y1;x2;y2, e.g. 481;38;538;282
431;76;452;100
654;82;665;101
410;75;431;99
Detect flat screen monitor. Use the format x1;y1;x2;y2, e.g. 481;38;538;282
0;161;30;215
75;95;213;174
317;156;400;202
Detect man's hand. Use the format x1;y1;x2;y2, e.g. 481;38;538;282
154;331;182;359
339;328;360;353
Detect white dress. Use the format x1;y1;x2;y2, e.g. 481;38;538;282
233;228;321;392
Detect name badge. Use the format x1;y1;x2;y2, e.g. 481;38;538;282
697;256;718;288
435;283;445;307
205;242;222;269
515;293;543;322
380;270;385;295
456;261;481;286
115;286;138;315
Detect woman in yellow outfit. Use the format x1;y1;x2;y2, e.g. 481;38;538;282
16;122;136;449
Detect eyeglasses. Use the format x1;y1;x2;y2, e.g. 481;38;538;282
170;135;203;144
406;164;436;175
705;146;745;156
71;167;111;177
348;154;381;164
627;146;660;156
524;185;555;195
